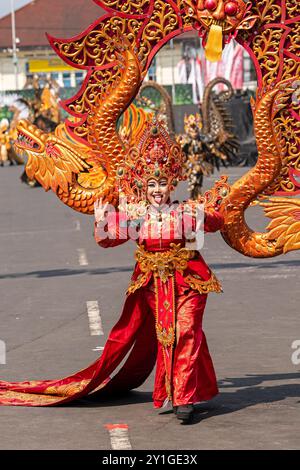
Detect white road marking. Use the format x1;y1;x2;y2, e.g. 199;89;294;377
78;248;88;266
92;346;104;352
0;340;6;365
105;424;132;450
75;220;81;231
86;301;104;336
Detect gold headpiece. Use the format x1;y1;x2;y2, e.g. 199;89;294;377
116;119;186;203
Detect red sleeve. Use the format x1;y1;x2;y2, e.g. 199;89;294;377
204;208;224;233
94;211;129;248
182;212;196;239
182;206;224;236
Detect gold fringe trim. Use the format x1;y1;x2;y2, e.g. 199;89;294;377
184;271;223;294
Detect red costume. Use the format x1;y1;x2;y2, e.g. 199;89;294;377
95;206;223;408
0;121;224;408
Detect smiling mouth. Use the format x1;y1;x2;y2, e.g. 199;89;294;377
153;194;163;204
16;130;41;150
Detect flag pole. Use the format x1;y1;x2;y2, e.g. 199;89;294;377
10;0;19;89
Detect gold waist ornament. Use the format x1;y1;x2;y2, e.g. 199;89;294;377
135;243;196;283
127;243;223;295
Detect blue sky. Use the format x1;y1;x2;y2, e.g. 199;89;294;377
0;0;31;19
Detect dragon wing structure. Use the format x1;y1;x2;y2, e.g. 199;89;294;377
119;81;176;146
13;1;300;257
260;197;300;254
119;102;154;147
178;77;240;199
201;77;240;166
139;81;176;138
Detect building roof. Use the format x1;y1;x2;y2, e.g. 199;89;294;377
0;0;106;49
0;0;199;50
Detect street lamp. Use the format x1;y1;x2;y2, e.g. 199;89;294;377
170;39;176;104
10;0;19;89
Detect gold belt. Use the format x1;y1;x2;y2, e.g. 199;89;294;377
135;243;196;283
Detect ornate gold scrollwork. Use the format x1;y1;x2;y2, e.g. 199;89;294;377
98;0;150;15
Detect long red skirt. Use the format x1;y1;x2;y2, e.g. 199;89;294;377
0;287;218;407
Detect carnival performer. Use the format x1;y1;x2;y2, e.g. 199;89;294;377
0;121;223;424
0;117;24;167
0;118;11;167
93;121;224;422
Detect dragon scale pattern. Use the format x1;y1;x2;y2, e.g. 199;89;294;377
221;81;292;257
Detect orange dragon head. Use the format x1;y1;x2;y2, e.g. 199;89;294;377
184;0;257;61
14;119;106;196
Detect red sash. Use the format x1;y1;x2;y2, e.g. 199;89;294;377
154;275;176;401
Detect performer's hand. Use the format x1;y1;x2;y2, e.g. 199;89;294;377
94;198;109;224
118;195;128;213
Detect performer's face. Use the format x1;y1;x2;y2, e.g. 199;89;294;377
147;177;170;208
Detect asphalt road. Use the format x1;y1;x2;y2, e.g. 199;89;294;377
0;165;299;450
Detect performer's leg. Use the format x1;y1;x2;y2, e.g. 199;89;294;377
152;342;168;407
0;145;7;166
172;290;218;407
7;149;15;165
143;287;168;408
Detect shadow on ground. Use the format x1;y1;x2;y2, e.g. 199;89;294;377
0;258;299;280
64;372;300;427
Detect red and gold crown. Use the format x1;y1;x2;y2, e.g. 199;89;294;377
116;119;186;203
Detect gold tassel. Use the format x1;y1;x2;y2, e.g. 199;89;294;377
205;24;223;62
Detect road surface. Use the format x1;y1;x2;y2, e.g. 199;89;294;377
0;165;299;450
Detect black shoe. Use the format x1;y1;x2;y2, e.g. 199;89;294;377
176;405;194;423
